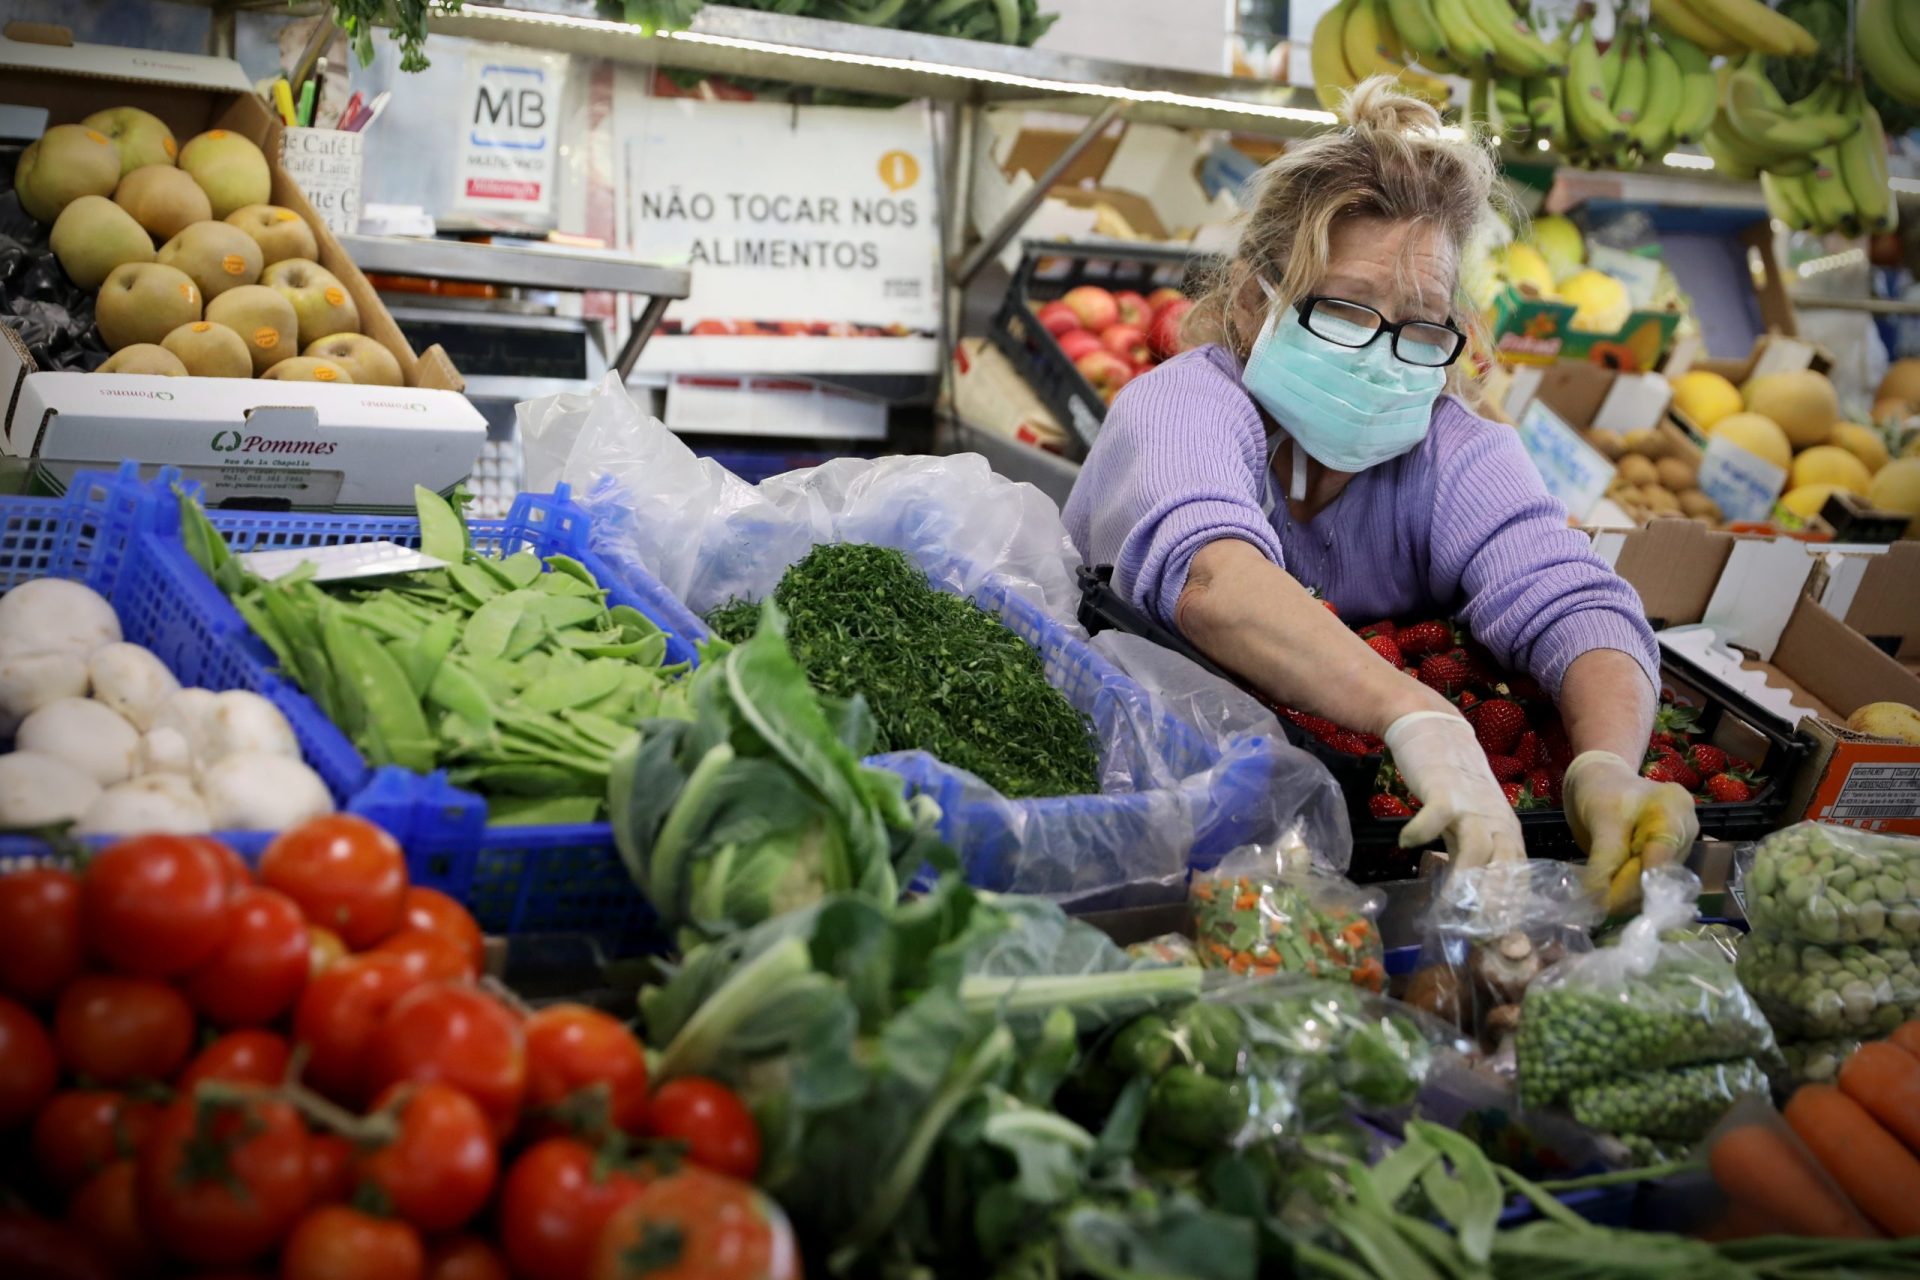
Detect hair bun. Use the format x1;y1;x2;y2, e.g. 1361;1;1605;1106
1339;74;1445;136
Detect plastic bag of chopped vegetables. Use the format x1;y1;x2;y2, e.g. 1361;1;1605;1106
1737;822;1920;946
1404;860;1600;1060
1189;845;1386;990
1778;1036;1864;1087
1735;933;1920;1039
1517;866;1776;1107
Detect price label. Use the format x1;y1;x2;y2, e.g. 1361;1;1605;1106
1514;400;1615;520
1697;435;1788;523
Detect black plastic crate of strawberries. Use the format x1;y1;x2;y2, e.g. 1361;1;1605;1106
988;238;1215;452
1077;567;1806;882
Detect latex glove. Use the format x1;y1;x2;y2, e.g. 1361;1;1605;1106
1384;711;1525;870
1563;749;1700;910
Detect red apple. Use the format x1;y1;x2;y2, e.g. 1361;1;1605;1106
1113;291;1151;328
1057;329;1103;362
1075;349;1134;403
1061;285;1118;332
1147;287;1186;315
1102;323;1152;366
690;319;735;335
1036;301;1081;336
1148;298;1193;359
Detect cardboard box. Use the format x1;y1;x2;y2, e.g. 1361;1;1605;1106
1487;283;1681;371
947;338;1072;456
1815;540;1920;662
0;30;485;510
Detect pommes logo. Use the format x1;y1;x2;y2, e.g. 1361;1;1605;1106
209;430;337;457
211;430;242;452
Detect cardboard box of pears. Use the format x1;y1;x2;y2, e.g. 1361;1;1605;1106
0;30;483;511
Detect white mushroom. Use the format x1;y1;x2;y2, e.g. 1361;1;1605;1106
153;688;220;763
198;690;300;766
88;643;180;732
76;774;211;835
17;697;139;786
136;727;195;777
199;754;332;830
0;650;90;737
0;751;103;827
0;578;121;660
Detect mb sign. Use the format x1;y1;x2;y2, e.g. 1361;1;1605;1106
455;51;568;220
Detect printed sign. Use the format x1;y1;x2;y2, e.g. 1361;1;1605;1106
614;91;940;374
455;51;568;218
1697;434;1789;523
1515;400;1615;520
279;127;362;235
1823;760;1920;825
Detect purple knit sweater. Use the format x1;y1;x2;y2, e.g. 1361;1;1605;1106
1062;344;1658;696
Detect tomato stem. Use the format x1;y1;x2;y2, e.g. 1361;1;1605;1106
189;1080;396;1147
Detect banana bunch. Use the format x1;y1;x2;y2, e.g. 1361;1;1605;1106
1648;0;1816;57
1311;0;1452;110
1705;56;1860;182
1857;0;1920;109
1758;80;1899;236
1531;10;1717;170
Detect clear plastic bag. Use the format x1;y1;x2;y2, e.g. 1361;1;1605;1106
1778;1037;1865;1088
1405;861;1600;1056
1735;933;1920;1039
1737;821;1920;946
1189;844;1385;990
1125;933;1200;967
1700;1096;1881;1240
1568;1060;1771;1142
1516;867;1777;1106
520;376;1353;901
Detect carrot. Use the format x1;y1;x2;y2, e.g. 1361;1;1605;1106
1784;1085;1920;1237
1707;1123;1879;1240
1839;1041;1920;1154
1889;1020;1920;1061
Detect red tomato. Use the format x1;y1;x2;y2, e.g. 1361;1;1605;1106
66;1161;152;1278
292;955;422;1106
523;1004;649;1137
371;928;477;983
309;926;348;977
0;866;83;1003
281;1205;423;1280
498;1138;650;1280
190;838;254;896
399;887;485;973
259;816;407;949
136;1095;311;1267
305;1133;357;1206
646;1077;760;1180
589;1167;799;1280
177;1030;292;1092
0;1210;113;1280
0;993;57;1129
425;1235;509;1280
33;1090;160;1195
81;835;231;978
54;975;194;1086
366;982;525;1139
357;1082;498;1234
182;886;309;1027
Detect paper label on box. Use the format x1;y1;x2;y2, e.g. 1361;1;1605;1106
279;128;363;235
455;51;568;218
1697;434;1787;522
1514;400;1614;519
1748;337;1820;381
1821;760;1920;824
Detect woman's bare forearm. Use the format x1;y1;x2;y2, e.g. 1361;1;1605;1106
1557;647;1656;764
1175;539;1451;737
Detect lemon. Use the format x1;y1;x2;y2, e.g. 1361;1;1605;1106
1557;270;1631;335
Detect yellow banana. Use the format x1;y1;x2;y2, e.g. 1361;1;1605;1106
1456;0;1558;77
1651;3;1740;55
1860;0;1920;108
1312;0;1359;111
1672;0;1815;57
1343;0;1405;80
1567;10;1628;148
1384;0;1457;70
1761;170;1815;230
1430;0;1496;67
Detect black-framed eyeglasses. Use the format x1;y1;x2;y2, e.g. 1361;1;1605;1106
1293;295;1466;368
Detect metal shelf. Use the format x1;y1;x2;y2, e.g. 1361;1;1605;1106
425;1;1337;136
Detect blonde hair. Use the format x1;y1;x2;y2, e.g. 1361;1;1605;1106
1185;76;1507;390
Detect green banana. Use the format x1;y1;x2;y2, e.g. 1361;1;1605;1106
1598;19;1625;102
1834;82;1894;233
1524;74;1563;144
1610;21;1650;129
1859;0;1920;109
1430;0;1496;66
1633;32;1683;158
1384;0;1459;70
1458;0;1558;77
1722;67;1856;161
1801;144;1857;235
1494;75;1532;141
1760;170;1815;230
1700;123;1759;179
1666;31;1718;143
1468;66;1494;136
1566;11;1628;148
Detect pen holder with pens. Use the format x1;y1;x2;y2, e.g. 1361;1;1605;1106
278;127;364;236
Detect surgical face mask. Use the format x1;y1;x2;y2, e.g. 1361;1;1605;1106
1241;284;1446;475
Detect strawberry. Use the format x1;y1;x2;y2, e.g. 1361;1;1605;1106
1456;690;1480;711
1514;730;1542;770
1469;699;1527;753
1541;721;1573;769
1397;619;1454;657
1322;599;1340;615
1501;781;1544;810
1649;702;1699;750
1369;794;1414;818
1728;756;1754;774
1327;730;1375;756
1358;619;1396;640
1485;753;1524;782
1365;633;1403;665
1686;743;1728;776
1704;773;1752;803
1504;673;1544;702
1283;708;1340;742
1642;754;1697;789
1418;651;1472;696
1526;767;1559;806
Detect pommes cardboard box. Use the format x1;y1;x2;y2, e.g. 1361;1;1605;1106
0;28;485;511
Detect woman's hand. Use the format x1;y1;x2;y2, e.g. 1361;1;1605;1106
1563;750;1700;909
1383;711;1525;869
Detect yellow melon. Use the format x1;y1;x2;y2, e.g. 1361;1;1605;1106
1866;457;1920;536
1499;243;1556;297
1789;445;1873;495
1710;413;1793;474
1779;484;1843;519
1557;269;1631;334
1529;215;1586;283
1830;422;1891;474
1880;357;1920;405
1743;370;1837;449
1670;370;1743;431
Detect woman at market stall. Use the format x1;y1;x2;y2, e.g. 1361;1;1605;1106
1063;76;1693;884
